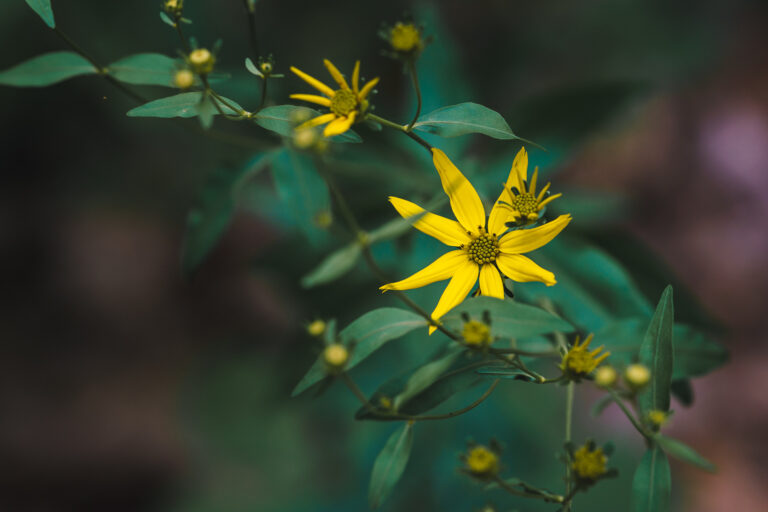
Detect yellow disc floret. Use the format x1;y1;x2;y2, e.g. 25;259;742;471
624;363;651;389
329;89;359;116
465;446;499;477
466;233;500;265
189;48;215;75
390;23;422;53
560;334;610;378
323;343;349;371
462;320;492;347
173;69;195;89
572;444;608;480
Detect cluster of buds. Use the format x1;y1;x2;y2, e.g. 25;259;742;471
163;0;184;17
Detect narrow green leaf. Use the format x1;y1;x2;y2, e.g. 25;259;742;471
393;345;465;409
108;53;178;86
253;105;362;143
300;243;361;288
368;423;414;509
292;308;427;396
590;394;615;417
656;435;716;473
367;211;428;244
25;0;55;28
159;11;175;27
245;57;262;77
197;95;215;129
632;445;671;512
441;296;574;340
126;92;242;118
0;52;96;87
638;286;675;414
413;102;532;143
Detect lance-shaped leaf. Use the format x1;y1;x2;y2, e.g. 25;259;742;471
369;423;414;509
25;0;55;28
441;296;573;340
413;102;533;144
292;308;427;396
393;345;465;409
127;92;242;118
656;435;716;473
0;52;96;87
107;53;179;87
300;243;361;288
638;286;675;414
253;105;362;143
632;444;671;512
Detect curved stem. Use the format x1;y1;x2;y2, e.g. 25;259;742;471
366;113;433;154
493;476;564;503
241;0;259;58
564;381;575;511
406;59;422;132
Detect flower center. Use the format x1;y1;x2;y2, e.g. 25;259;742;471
330;89;358;116
466;233;500;265
390;23;421;52
510;192;539;216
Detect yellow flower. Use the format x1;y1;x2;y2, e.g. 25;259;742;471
289;59;379;137
498;147;562;225
647;409;669;428
462;320;492;347
560;334;610;377
464;445;499;477
381;148;571;334
572;444;608;480
390;22;422;53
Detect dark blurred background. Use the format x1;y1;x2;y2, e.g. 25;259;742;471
2;0;767;511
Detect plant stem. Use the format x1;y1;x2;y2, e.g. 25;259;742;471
366;113;433;154
241;0;259;58
174;18;191;53
493;477;564;503
258;77;269;111
564;381;575;511
406;59;422;132
607;388;650;438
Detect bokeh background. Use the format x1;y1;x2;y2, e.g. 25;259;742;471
2;0;767;511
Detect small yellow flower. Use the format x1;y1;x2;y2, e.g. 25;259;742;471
390;22;422;53
497;147;562;225
560;334;610;378
624;363;651;389
647;409;668;428
260;61;273;75
572;444;608;480
462;320;492;348
188;48;215;75
593;365;618;388
381;148;572;334
290;59;379;137
307;319;326;337
164;0;183;16
173;69;195;89
323;343;349;371
464;445;499;477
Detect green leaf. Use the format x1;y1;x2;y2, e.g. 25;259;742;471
590;394;615;417
181;153;273;274
0;52;96;87
245;57;262;77
638;286;675;414
441;296;574;340
474;366;537;382
126;92;242;118
107;53;178;86
632;445;671;512
292;308;427;396
253;105;362;143
656;435;716;473
159;11;175;27
368;423;414;509
25;0;55;28
393;345;465;409
670;379;694;407
413;102;531;143
270;148;330;245
300;243;361;288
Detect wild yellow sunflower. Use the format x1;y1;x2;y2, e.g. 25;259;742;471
381;148;572;334
498;147;562;225
289;59;379;137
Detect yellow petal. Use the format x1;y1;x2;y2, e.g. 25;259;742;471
499;214;571;254
537;192;562;209
505;146;528;194
289;93;332;107
431;148;486;235
479;264;504;299
487;187;514;236
428;260;479;334
358;77;379;100
290;66;335;97
496;253;556;285
389;197;472;247
323;112;356;136
323;59;349;90
296;112;336;130
380;250;467;292
351;60;360;93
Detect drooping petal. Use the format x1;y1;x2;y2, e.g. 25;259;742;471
290;66;335;97
296;112;336;131
499;214;571;254
380;250;467;292
479;264;504;299
428;260;479;334
323;59;349;90
351;60;360;93
496;253;556;285
289;94;332;107
487;186;514;236
389;197;471;246
357;77;380;100
431;148;486;235
323;112;356;136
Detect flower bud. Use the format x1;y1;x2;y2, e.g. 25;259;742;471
188;48;215;75
389;22;422;53
323;343;349;371
572;443;608;480
647;409;668;428
307;319;326;337
624;364;651;389
464;445;499;478
173;69;195;89
594;365;618;388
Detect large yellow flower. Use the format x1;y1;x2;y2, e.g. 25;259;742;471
498;147;562;225
381;148;572;334
289;59;379;137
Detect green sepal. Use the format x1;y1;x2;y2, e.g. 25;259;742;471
656;434;716;473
